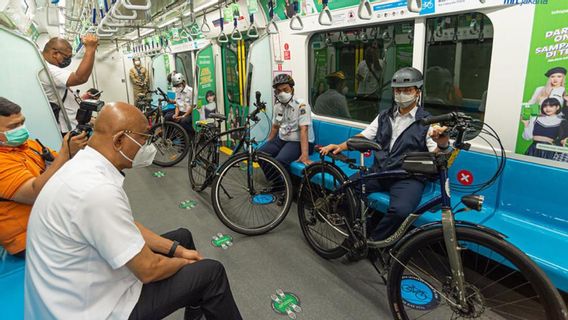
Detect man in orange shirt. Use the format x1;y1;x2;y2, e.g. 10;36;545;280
0;97;87;257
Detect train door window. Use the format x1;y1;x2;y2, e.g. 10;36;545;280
309;22;414;123
174;52;194;87
424;13;493;121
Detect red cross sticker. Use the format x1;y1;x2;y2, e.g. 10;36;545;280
457;170;473;186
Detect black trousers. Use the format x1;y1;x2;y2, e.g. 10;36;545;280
129;228;242;320
164;110;195;138
350;173;425;241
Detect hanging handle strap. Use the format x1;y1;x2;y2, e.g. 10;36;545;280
407;0;422;13
231;17;243;40
247;14;259;38
289;0;303;31
318;0;332;26
201;11;212;33
358;0;372;20
217;9;229;43
266;0;279;34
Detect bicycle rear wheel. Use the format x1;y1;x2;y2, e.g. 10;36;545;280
387;226;568;320
188;129;218;192
297;163;357;259
150;121;190;167
211;152;293;235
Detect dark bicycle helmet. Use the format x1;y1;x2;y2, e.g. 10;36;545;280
391;67;424;89
272;74;295;88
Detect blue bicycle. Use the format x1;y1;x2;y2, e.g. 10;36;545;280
297;112;567;320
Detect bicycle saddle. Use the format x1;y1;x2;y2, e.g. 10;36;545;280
346;137;382;152
209;113;227;121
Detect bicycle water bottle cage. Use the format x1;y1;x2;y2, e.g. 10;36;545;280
346;137;382;152
401;152;438;175
358;0;372;20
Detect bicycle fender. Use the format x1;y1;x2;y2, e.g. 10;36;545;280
391;220;507;254
301;160;350;181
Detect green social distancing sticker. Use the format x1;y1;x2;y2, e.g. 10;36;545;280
179;200;198;210
211;233;233;250
153;171;166;178
271;289;302;319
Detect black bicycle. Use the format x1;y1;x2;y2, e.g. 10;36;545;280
189;92;293;235
297;112;568;320
146;88;191;167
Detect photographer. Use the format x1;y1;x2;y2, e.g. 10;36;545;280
40;35;99;135
25;102;242;320
0;97;87;257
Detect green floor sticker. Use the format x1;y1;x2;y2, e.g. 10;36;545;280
153;171;166;178
211;233;233;250
179;200;197;210
271;289;302;319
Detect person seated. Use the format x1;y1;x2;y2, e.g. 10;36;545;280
167;73;195;138
314;71;351;119
320;67;449;244
24;102;242;320
0;97;87;258
259;74;314;168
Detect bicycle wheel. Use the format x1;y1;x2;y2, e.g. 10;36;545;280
387;226;568;320
150;121;190;167
188;132;217;192
297;163;357;259
211;152;293;235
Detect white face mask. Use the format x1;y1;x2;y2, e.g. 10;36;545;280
134;61;141;66
277;92;293;104
341;86;349;95
120;133;157;168
394;92;417;108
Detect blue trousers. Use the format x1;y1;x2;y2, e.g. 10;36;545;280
258;136;314;169
350;172;425;241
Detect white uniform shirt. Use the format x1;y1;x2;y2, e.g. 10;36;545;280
360;107;438;152
40;64;79;132
25;147;145;320
176;85;194;113
273;98;315;143
356;60;380;96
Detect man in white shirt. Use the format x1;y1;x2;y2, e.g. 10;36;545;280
167;72;195;138
321;67;449;244
40;35;99;134
314;71;351;119
25;102;242;320
356;47;382;97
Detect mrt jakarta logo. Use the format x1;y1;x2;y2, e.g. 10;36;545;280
504;0;548;5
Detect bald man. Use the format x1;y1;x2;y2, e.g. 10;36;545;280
40;34;99;134
24;102;242;320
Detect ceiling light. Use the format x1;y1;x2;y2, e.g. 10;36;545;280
183;0;218;16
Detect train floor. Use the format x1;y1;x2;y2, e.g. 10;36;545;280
125;158;392;320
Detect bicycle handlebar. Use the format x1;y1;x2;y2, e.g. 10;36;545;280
314;145;355;164
155;87;169;101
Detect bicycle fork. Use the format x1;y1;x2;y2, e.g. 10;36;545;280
439;168;468;309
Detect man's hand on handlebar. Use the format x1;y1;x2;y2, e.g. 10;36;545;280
429;125;450;146
319;144;344;156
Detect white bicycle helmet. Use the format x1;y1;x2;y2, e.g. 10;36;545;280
171;73;185;86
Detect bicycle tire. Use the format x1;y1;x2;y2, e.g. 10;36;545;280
297;162;357;259
188;131;218;192
150;121;190;167
387;226;568;320
211;152;293;235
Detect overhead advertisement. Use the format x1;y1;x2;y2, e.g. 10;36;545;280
515;1;568;163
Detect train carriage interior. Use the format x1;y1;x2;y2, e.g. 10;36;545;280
0;0;568;319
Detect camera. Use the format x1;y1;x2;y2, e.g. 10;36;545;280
70;99;105;136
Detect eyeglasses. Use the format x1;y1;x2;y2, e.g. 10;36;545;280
124;130;153;145
393;87;417;94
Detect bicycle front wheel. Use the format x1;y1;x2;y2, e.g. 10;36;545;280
297;163;357;259
211;153;293;235
387;226;567;320
150;121;191;167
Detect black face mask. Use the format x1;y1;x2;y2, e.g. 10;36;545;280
59;56;72;68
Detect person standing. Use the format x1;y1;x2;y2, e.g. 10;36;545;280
129;57;150;101
314;71;351;118
40;35;99;134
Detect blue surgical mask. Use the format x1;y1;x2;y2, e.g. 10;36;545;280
1;125;29;147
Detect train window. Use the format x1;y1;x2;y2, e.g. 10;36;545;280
308;22;414;123
424;13;493;120
174;52;193;87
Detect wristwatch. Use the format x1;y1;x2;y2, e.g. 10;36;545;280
167;241;179;258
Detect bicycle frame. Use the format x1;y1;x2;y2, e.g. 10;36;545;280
313;148;469;306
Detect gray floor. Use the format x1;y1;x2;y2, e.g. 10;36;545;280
125;159;392;320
